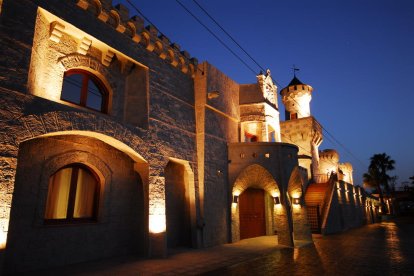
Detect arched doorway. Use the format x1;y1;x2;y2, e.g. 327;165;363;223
239;188;266;239
231;164;293;246
165;160;194;249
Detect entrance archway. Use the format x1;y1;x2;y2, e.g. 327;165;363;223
231;164;293;246
239;188;266;239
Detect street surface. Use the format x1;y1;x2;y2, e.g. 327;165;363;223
207;216;414;275
33;216;414;275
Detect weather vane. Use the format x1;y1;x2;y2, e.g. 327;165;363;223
292;64;300;77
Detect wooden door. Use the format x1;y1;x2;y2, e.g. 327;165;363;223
239;188;266;239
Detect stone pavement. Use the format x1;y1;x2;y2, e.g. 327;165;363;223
208;216;414;275
28;216;414;275
34;236;293;276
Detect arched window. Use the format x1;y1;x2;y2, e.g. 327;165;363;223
45;164;100;222
61;69;109;113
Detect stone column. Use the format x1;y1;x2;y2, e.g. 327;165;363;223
292;198;313;242
275;204;294;247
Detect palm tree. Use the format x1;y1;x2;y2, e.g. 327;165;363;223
363;153;395;213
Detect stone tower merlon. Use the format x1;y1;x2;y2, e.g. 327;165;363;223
76;0;198;77
316;150;354;185
239;70;282;142
339;162;354;185
316;149;340;182
280;76;313;120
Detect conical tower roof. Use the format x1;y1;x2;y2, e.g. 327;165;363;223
287;76;304;86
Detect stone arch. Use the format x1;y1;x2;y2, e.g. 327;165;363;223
17;113;150;161
57;54;122;115
34;147;112;225
37;130;147;165
287;166;306;199
59;54;116;93
16;131;149;222
232;164;280;196
230;164;292;245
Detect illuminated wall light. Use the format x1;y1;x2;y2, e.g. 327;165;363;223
233;195;239;204
293;198;300;205
207;90;220;99
149;214;166;234
273;196;281;205
0;231;7;249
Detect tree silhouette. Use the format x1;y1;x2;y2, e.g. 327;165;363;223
363;153;395;213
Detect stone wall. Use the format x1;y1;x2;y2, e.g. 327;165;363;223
323;181;379;234
195;62;239;247
0;0;200;269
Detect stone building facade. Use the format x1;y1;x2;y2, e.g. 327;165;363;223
0;0;315;273
279;75;380;235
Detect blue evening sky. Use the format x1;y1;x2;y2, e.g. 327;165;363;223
121;0;414;187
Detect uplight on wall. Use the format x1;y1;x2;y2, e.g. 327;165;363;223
149;214;166;234
293;198;301;205
273;196;281;205
233;195;239;204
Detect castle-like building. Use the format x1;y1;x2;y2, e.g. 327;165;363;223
0;0;379;273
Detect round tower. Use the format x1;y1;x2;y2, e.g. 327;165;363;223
280;75;313;120
316;149;339;182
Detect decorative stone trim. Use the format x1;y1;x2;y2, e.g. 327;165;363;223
102;50;115;66
76;0;89;10
75;0;198;77
49;21;65;43
77;37;92;55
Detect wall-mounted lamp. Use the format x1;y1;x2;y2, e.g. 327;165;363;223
293;198;300;205
207;90;220;99
273;196;281;205
233;195;239;204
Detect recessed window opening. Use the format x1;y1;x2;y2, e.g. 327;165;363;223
45;163;100;223
61;69;109;113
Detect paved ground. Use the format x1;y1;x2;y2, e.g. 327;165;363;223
33;216;414;275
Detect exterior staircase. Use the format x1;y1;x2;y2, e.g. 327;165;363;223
305;182;330;233
305;182;329;206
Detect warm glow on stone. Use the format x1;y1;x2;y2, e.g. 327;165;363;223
0;231;7;249
149;214;166;234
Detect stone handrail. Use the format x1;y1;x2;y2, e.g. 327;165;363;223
320;174;337;232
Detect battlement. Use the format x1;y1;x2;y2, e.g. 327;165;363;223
280;83;313;98
76;0;198;76
319;149;339;162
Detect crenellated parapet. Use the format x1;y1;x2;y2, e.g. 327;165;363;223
76;0;198;77
338;162;353;184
